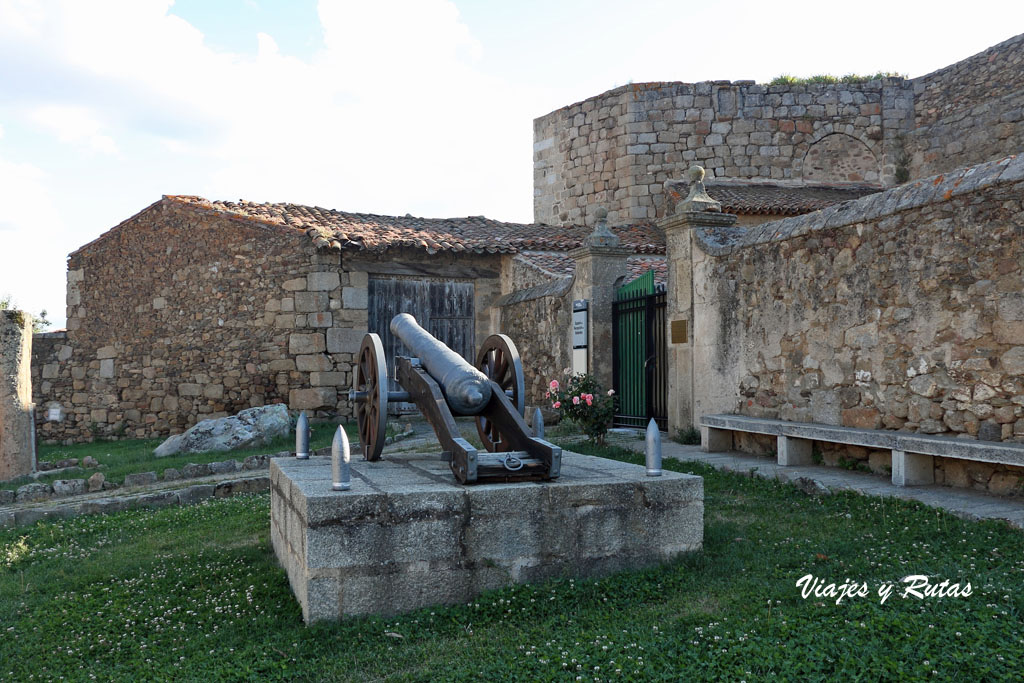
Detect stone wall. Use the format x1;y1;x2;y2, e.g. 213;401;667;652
690;156;1024;448
497;256;572;404
36;199;332;442
912;33;1024;129
907;34;1024;180
907;90;1024;181
534;33;1024;230
1;310;35;479
533;80;912;226
34;199;505;443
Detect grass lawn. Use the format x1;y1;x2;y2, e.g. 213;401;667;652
1;441;1022;681
3;423;358;491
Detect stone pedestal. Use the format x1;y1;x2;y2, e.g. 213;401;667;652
271;451;703;622
1;311;35;481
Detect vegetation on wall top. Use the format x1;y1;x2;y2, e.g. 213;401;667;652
766;72;905;86
0;294;50;333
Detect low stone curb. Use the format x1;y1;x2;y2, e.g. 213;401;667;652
0;423;419;532
0;473;270;529
0;428;421;529
1;453;275;506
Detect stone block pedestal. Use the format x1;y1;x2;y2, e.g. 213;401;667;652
271;451;703;623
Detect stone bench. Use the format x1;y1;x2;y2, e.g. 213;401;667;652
700;414;1024;487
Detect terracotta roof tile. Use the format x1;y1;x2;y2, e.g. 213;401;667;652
165;195;665;255
665;182;880;216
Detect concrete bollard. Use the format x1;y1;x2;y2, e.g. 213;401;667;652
533;407;545;439
295;411;310;459
646;418;662;476
331;425;351;491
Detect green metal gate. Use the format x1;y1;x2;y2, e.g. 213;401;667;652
612;271;667;429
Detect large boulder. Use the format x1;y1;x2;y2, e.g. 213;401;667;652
154;404;291;457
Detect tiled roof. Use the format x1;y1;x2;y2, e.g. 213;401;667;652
666;182;880;216
516;251;667;286
165;195;665;255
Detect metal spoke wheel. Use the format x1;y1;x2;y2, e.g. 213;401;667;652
475;334;525;452
354;333;388;461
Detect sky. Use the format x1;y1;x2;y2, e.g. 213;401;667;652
0;0;1022;329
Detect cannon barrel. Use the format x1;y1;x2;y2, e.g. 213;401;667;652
390;313;492;415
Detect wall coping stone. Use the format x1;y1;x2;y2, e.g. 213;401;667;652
495;277;573;307
695;155;1023;256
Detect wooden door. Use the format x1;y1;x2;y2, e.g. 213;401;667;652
368;276;475;413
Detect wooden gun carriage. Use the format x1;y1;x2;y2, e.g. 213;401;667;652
349;313;561;485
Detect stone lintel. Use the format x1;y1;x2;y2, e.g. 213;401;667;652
271;451;704;622
568;244;635;262
658;210;738;233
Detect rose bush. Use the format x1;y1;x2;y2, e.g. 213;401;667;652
546;373;617;443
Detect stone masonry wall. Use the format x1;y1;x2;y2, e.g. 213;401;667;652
498;256;572;405
34;200;364;443
1;310;35;479
31;331;72;432
34;200;506;444
501;294;571;406
690;156;1024;490
533;80;912;227
912;33;1024;129
907;34;1024;180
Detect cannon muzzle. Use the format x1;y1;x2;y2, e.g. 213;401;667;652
389;313;492;415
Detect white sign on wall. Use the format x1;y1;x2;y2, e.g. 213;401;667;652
571;300;588;375
572;300;588;349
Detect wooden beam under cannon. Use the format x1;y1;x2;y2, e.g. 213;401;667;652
349;313;561;484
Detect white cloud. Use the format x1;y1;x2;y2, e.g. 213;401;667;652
0;0;531;215
0;155;61;232
0;0;538;326
0;151;67;325
29;105;119;155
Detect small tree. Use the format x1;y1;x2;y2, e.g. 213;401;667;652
0;294;50;333
546;373;617;444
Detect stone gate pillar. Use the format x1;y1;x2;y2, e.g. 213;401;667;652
569;208;631;392
659;167;737;432
1;310;36;480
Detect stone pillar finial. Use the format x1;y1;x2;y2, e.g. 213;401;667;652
674;166;721;214
582;206;620;248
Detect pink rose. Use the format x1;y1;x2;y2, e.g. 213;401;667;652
572;396;580;405
544;391;550;398
549;380;559;390
585;396;593;406
552;401;561;409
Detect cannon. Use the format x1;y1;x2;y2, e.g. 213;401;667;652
349;313;561;484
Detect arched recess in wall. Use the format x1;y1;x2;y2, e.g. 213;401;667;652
797;133;880;185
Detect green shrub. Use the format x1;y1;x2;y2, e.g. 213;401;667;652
546;373;616;444
674;426;701;445
767;72;904;86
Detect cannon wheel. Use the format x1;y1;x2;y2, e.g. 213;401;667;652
475;334;525;452
354;333;388;461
